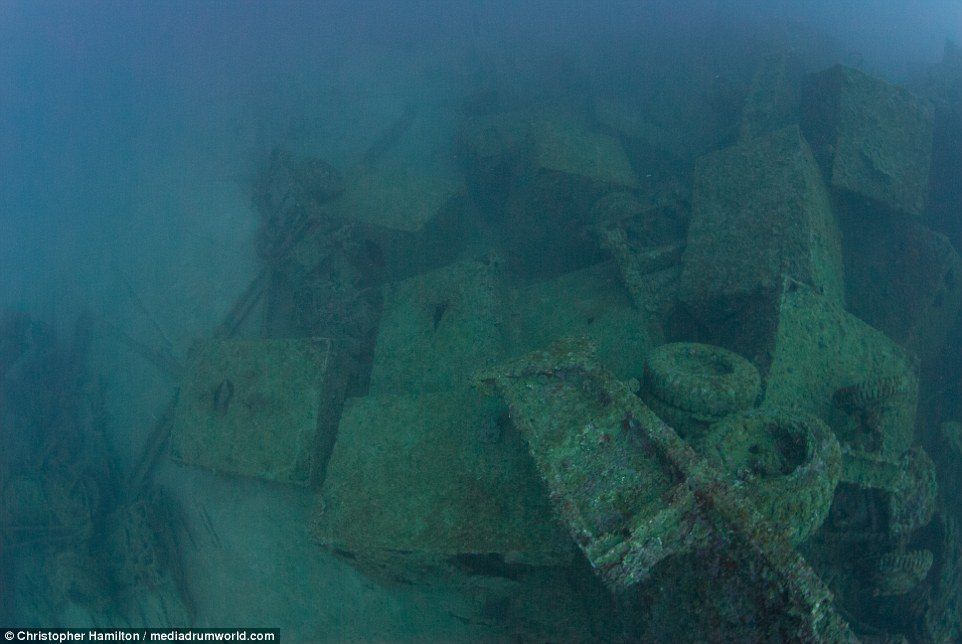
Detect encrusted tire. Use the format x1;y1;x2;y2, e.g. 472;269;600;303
644;343;760;418
832;373;917;458
642;393;714;444
702;408;842;544
832;374;911;412
875;549;933;596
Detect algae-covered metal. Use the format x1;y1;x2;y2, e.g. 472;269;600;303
312;389;573;583
840;446;938;538
170;338;337;486
368;257;509;396
764;279;915;430
801;64;934;217
480;337;856;641
680;125;845;329
479;338;705;589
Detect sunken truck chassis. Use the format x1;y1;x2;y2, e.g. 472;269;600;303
478;337;856;642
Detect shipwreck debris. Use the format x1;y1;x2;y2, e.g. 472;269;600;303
479;337;856;641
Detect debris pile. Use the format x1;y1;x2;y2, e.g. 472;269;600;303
299;51;962;639
8;28;962;642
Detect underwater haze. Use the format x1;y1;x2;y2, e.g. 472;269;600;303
2;0;962;640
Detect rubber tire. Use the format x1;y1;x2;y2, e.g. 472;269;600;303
832;374;910;412
702;408;842;544
644;342;760;418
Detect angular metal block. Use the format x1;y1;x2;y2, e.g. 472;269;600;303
739;51;803;142
313;389;572;583
507;261;658;381
369;257;509;396
170;338;337;486
802;64;934;216
765;279;916;454
680;125;844;329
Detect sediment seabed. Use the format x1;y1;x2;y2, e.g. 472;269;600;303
3;27;962;642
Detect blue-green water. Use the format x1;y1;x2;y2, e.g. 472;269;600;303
2;2;962;640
